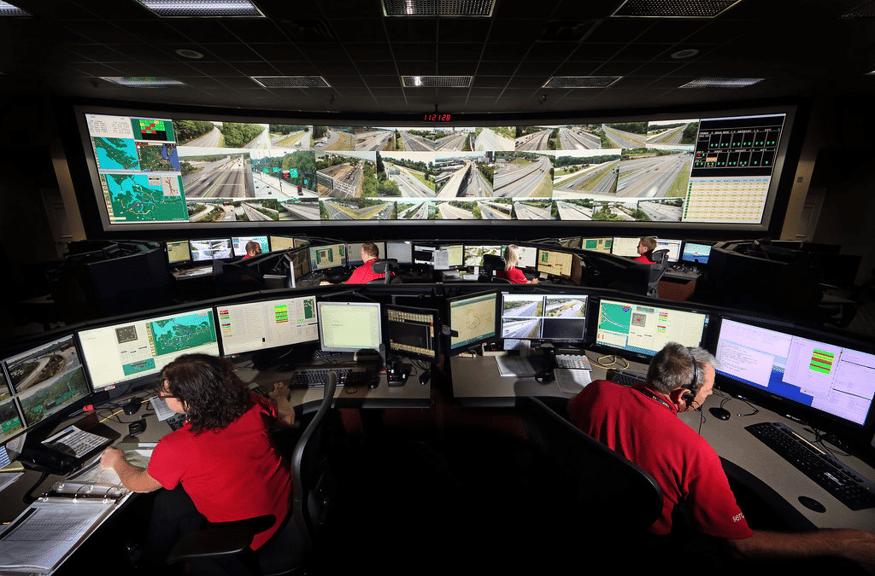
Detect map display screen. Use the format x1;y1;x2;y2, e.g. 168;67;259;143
448;291;498;352
595;298;709;358
78;308;219;390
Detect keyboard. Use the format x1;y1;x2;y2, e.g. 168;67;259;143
746;421;875;510
295;273;326;288
555;354;590;370
288;367;368;388
608;369;647;387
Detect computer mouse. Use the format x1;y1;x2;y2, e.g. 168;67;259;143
709;407;731;420
419;371;431;386
368;376;380;389
129;419;147;436
123;397;143;416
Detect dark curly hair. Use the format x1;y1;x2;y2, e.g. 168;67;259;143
159;354;251;434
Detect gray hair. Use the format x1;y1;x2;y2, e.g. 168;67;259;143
646;342;717;395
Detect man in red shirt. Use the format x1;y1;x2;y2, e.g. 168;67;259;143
569;342;875;567
321;242;389;285
101;354;297;568
633;236;657;264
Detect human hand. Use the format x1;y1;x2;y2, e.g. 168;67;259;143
100;447;124;470
531;278;539;284
270;381;291;403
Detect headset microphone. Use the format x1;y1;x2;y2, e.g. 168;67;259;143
681;347;699;406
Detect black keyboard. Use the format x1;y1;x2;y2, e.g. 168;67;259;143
746;421;875;510
288;367;368;388
608;369;647;387
295;273;326;288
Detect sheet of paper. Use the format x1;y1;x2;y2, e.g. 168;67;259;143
556;369;593;393
495;356;536;377
41;426;110;459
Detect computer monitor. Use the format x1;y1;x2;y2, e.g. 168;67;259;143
232;236;269;257
0;369;24;444
78;307;220;391
2;335;92;433
217;295;318;356
582;238;612;253
655;239;683;263
681;242;712;265
269;235;295;252
190;238;233;262
166;240;191;265
464;245;502;267
386;241;413;264
286;247;312;287
611;237;641;258
500;293;587;348
317;301;382;353
714;317;875;435
516;245;538;269
557;237;582;250
309;243;347;272
594;298;710;361
447;291;498;354
537;249;574;278
435;244;464;270
346;241;386;266
384;304;439;363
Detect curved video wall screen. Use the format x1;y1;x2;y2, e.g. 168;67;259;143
73;104;797;232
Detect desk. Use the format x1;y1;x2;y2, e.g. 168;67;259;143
448;352;875;535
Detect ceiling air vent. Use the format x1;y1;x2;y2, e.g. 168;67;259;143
680;77;764;88
134;0;264;18
542;76;621;88
383;0;495;17
401;76;472;87
612;0;741;18
251;76;332;88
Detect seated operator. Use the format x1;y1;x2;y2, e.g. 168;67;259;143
633;236;657;264
495;244;538;284
101;354;298;569
321;242;389;284
568;342;875;569
242;240;262;259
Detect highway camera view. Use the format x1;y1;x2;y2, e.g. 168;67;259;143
85;113;784;225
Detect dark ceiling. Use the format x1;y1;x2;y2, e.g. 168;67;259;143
1;0;874;118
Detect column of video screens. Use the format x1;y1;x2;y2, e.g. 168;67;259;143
78;106;795;230
0;335;92;443
501;293;588;350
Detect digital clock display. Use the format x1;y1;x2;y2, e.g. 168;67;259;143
423;113;452;122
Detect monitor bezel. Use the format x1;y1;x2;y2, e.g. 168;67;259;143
216;294;319;357
383;303;441;363
316;301;383;354
499;291;589;349
446;289;500;356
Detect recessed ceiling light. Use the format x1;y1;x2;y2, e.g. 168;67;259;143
0;1;30;16
251;76;332;88
175;49;205;59
382;0;495;17
101;77;187;88
401;75;472;87
543;76;622;88
135;0;264;18
680;77;764;88
613;0;741;18
671;48;699;59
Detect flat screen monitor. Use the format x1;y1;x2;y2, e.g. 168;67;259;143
286;247;312;287
232;235;269;257
517;246;538;269
190;238;233;262
2;335;92;435
78;307;220;391
166;240;191;265
681;242;712;265
317;301;382;353
309;243;346;272
582;238;612;253
346;241;386;266
594;298;710;360
448;291;498;353
500;293;587;347
217;295;318;356
269;236;295;252
611;237;641;258
413;245;435;265
385;305;439;363
386;241;413;264
537;249;573;278
655;239;683;263
558;237;582;250
436;244;465;269
464;245;502;267
714;318;875;431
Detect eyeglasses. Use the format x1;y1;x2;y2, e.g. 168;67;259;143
157;389;177;400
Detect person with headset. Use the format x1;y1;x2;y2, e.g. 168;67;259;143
568;342;875;568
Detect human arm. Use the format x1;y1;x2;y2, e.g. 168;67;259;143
268;382;297;428
727;528;875;565
100;447;163;493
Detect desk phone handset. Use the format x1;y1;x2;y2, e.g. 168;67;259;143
535;344;556;383
19;447;76;475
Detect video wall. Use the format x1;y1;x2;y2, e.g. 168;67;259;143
74;104;797;232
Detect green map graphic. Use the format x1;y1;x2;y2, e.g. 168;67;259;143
104;173;188;222
150;313;217;357
93;137;139;171
598;302;632;334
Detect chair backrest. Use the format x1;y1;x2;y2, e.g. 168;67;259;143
518;396;663;534
291;371;338;554
369;258;398;284
646;249;670;296
481;254;507;280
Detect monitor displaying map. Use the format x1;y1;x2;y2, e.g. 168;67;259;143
78;307;219;391
594;298;709;359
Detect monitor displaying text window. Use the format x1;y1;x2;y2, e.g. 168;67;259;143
217;296;318;356
317;301;382;353
537;249;573;278
166;240;191;265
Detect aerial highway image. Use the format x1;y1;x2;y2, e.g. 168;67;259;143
432;128;474;151
434;153;494;198
382;152;436;197
493;152;553;197
435;200;478;220
354;128;395;152
396;200;433;220
646;119;698;149
553;151;621;198
312;127;356;151
478;199;513;220
321;198;395;220
250;150;318;199
269;124;312;149
513;199;554;220
602;123;647;149
396;128;437;152
316;151;379;198
515;126;554;150
473;127;515;151
555;125;602;150
178;150;256;199
616;150;693;198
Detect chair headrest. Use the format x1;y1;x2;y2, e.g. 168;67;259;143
651;249;669;264
482;254;507;269
371;259;398;274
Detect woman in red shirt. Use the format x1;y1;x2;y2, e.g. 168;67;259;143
496;244;538;284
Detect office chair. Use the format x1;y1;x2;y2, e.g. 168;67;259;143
368;258;400;283
213;260;265;296
518;396;662;536
610;249;669;297
166;371;339;575
646;249;670;297
481;254;511;283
